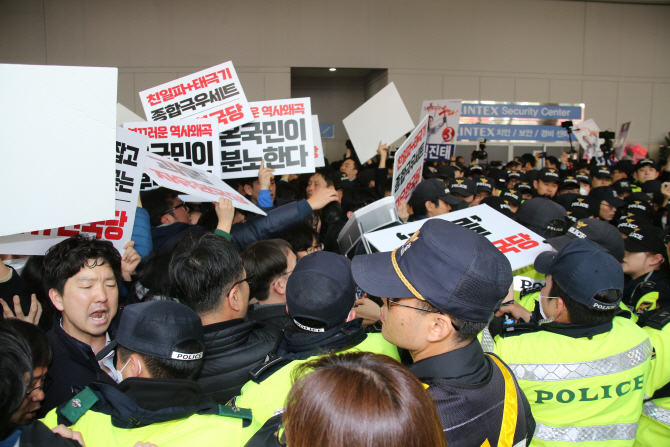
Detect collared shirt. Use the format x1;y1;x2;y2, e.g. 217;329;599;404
408;340;490;384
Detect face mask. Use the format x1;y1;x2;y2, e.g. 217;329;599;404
538;296;554;324
112;358;138;384
579;186;588;196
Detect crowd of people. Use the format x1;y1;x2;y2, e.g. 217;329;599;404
1;142;670;447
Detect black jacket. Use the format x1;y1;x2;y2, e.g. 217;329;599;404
39;313;120;418
623;269;670;311
1;421;81;447
198;319;280;404
246;303;293;331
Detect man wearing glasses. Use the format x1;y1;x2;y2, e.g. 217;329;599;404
352;219;535;447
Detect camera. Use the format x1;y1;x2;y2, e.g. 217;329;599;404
561;121;577;154
599;131;616;161
472;137;488;161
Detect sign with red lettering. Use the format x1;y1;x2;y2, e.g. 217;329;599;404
419;99;462;162
144;153;266;216
139;61;252;132
391;115;430;211
312;115;325;168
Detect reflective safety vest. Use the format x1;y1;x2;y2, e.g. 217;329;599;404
494;317;654;447
234;333;400;434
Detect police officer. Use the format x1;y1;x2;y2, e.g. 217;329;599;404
352;219;535;447
494;239;668;447
42;301;255;446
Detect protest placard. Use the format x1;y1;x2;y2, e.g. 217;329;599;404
337;196;399;256
0;63;117;237
312;115;326;168
392;116;429;210
343;83;414;164
420;99;462;161
218;98;315;178
139;61;252;132
117;103;144;126
364;204;550;271
144;153;266;216
124;118;220;190
614;121;632;159
572;119;602;160
0;128;149;255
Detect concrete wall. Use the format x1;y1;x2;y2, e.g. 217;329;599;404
2;0;669;157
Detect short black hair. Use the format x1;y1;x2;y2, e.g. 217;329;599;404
0;320;51;369
281;225;320;254
550;281;620;326
408;196;439;217
20;256;54;330
312;168;336;188
169;232;243;315
117;339;203;381
0;325;32;438
242;239;292;302
141;187;179;226
134;251;176;302
342;157;361;172
341;188;377;215
520;153;536;168
416;300;486;343
43;234;122;296
546;156;560;167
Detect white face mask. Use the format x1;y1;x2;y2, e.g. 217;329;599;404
579;186;589;196
538;296;554;324
113;357;139;384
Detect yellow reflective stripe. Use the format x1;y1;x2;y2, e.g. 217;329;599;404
489;355;518;447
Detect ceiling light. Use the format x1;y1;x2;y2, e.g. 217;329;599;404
329;68;336;71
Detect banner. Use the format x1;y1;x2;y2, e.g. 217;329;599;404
218;98;315;179
144;153;266;216
343;83;414;164
392;116;429;210
420;99;462;161
364;204;550;271
312;115;326;168
614;121;632;160
572;119;602;160
459;124;574;142
0;128;149;255
139;61;253;132
461;104;583;120
124;118;220;190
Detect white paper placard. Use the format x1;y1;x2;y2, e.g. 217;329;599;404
343;82;414;164
124;118;220;190
364;204;551;271
614;121;632;160
144;153;266;216
419;99;462;161
117;103;145;126
392;115;429;210
573;119;602;160
219;98;315;178
0;128;149;255
139;61;253;132
312;115;326;168
0;63;117;237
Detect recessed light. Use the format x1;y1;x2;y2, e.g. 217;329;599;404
329;68;336;71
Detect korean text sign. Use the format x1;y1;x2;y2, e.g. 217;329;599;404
124;118;220;190
144;153;266;216
392;116;429;210
218;98;315;178
312;115;326;168
139;61;253;132
420;100;462;162
364;204;550;271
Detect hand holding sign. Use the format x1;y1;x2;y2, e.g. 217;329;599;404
215;198;236;234
306;187;339;211
258;160;276;191
121;241;141;282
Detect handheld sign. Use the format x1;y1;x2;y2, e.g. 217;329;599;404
573;119;602;160
312;115;326;168
144;153;266;216
337;196;399;256
139;61;252;132
614;121;632;160
343;83;414;164
392;115;430;210
419;99;462;161
364;204;551;271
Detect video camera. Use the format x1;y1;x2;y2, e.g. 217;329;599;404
599;130;615;160
472;137;488;161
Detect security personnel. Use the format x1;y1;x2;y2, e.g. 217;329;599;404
41;301;254;447
352;219;535;447
494;239;669;447
234;251;399;435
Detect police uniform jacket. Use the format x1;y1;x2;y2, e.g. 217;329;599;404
623;269;670;314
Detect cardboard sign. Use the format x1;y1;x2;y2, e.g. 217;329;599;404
338;196;399;256
0;128;149;255
117;103;144;126
343;83;414;164
420;99;462;161
218;98;315;178
614;121;632;160
392;116;430;210
0;63;117;237
144;153;266;216
312;115;326;168
364;204;551;271
124;118;220;190
139;61;252;132
573;119;602;160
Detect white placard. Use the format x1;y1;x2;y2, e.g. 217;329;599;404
0;128;149;255
117;103;145;126
219;98;315;178
144;153;266;216
392;116;429;210
343;83;414;164
312;115;326;168
0;63;117;237
139;61;252;132
573;119;602;160
124;118;220;190
614;121;632;160
364;204;551;271
419;99;462;161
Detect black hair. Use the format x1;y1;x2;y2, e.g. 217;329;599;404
134;251;176;302
546;156;560;167
281;225;321;254
312;168;336;188
140;187;179;227
416;300;486;344
242;239;293;302
0;325;32;439
520;153;536;168
550;281;620;326
408;196;439;217
380;178;393;197
0;320;51;369
341;188;377;215
169;232;243;315
117;339;204;381
342;157;361;172
191;201;219;231
20;256;54;330
43;234;122;296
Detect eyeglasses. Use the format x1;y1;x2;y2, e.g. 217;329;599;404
227;273;255;296
272;271;293;286
386;299;460;331
24;375;50;398
165;202;189;215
